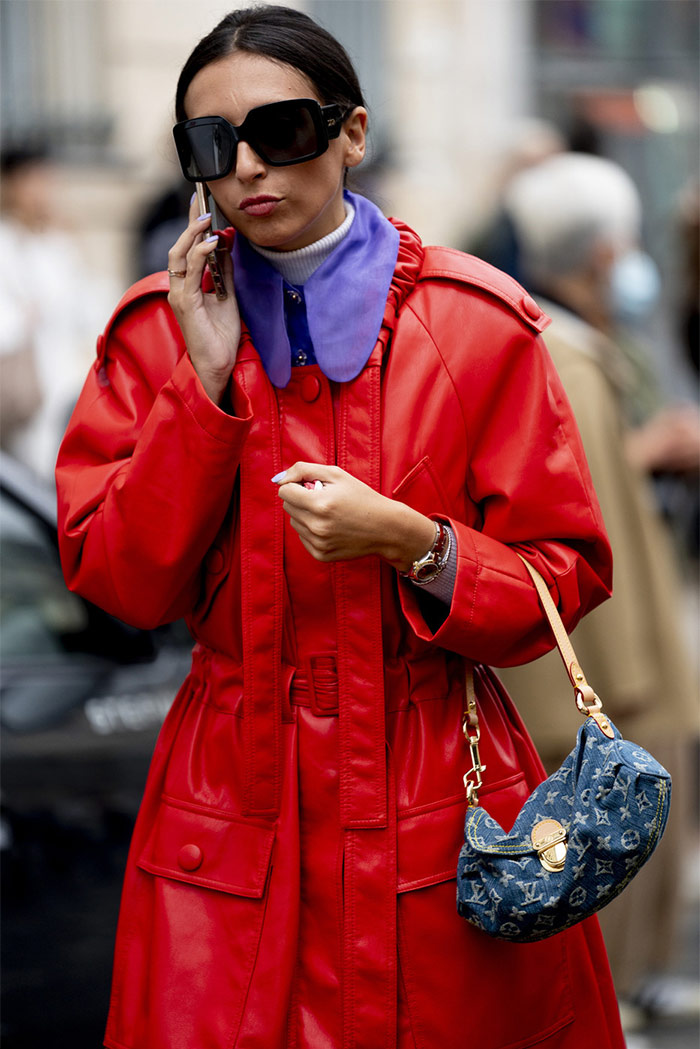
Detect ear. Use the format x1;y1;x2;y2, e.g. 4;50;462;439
342;107;368;169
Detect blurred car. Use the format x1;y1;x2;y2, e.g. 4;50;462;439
0;452;193;1048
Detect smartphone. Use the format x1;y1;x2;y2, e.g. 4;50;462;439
196;182;227;301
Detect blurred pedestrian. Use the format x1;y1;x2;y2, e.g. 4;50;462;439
463;117;565;283
56;7;623;1048
0;147;112;480
674;179;700;378
501;151;700;1031
135;179;194;281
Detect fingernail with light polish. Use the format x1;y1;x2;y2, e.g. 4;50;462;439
271;471;287;483
197;212;211;221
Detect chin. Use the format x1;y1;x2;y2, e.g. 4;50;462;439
247;224;309;252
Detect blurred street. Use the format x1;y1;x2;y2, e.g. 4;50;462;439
626;891;698;1049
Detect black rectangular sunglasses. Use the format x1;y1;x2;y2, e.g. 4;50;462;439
173;97;346;182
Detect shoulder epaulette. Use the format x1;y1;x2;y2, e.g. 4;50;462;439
96;272;172;362
104;272;170;334
419;246;550;334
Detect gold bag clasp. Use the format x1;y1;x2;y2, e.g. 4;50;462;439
531;818;568;873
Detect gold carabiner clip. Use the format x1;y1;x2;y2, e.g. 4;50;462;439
462;716;486;807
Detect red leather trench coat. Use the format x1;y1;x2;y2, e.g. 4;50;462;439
56;220;624;1049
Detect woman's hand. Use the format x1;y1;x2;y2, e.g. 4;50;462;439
274;462;436;571
167;196;240;405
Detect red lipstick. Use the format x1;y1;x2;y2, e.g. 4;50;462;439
239;195;280;217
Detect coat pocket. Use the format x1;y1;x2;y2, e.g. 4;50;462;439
106;798;275;1049
137;795;275;895
396;787;575;1049
391;455;451;518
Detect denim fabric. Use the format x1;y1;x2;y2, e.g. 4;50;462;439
456;715;671;942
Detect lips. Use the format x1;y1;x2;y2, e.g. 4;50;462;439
239;195;280;217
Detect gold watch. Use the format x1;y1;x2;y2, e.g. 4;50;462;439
402;520;450;585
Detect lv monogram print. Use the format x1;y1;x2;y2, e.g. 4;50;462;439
456;717;671;942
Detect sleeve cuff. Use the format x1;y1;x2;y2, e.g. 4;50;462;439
170;353;253;441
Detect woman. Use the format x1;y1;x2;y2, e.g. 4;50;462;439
56;7;624;1048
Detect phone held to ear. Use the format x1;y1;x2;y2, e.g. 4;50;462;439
196;183;227;301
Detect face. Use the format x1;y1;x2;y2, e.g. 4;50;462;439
4;162;57;228
183;51;366;251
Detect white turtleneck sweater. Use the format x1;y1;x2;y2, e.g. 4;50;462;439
251;204;355;285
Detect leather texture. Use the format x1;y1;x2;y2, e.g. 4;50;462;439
56;220;623;1048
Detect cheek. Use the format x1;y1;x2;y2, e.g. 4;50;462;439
299;158;345;206
207;187;238;227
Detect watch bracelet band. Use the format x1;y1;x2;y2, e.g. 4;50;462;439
412;522;451;585
415;527;457;602
399;518;451;584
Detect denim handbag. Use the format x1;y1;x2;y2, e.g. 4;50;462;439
456;556;671;943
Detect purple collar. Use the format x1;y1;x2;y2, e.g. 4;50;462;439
232;190;400;387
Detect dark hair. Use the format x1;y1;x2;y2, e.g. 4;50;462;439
175;5;365;123
1;145;51;178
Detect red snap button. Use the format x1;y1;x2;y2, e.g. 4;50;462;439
521;295;541;321
177;844;203;871
300;375;321;403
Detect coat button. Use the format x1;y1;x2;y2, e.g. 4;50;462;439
300;375;321;403
521;295;542;321
178;844;203;871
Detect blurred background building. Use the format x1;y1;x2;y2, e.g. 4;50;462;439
2;0;697;411
1;2;698;1047
1;0;697;301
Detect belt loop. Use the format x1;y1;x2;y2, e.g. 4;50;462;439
306;654;339;716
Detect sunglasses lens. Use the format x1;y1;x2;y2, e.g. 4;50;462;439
174;101;329;181
249;101;321;164
177;119;235;181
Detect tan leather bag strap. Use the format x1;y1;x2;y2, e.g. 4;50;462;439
516;555;594;698
463;555;607;804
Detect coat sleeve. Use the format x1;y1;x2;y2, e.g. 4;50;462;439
397;283;612;667
56;289;253;629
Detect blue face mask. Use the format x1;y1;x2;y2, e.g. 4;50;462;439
609;250;661;325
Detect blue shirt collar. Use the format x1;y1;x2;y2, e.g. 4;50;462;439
232;190;400;387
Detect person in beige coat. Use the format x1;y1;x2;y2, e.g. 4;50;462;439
501;152;699;1029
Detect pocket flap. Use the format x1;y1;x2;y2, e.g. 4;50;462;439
137;796;275;898
391;455;449;517
397;796;465;893
397;774;530;893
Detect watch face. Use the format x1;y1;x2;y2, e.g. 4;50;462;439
414;561;441;583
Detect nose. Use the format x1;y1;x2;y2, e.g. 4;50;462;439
235;140;267;181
